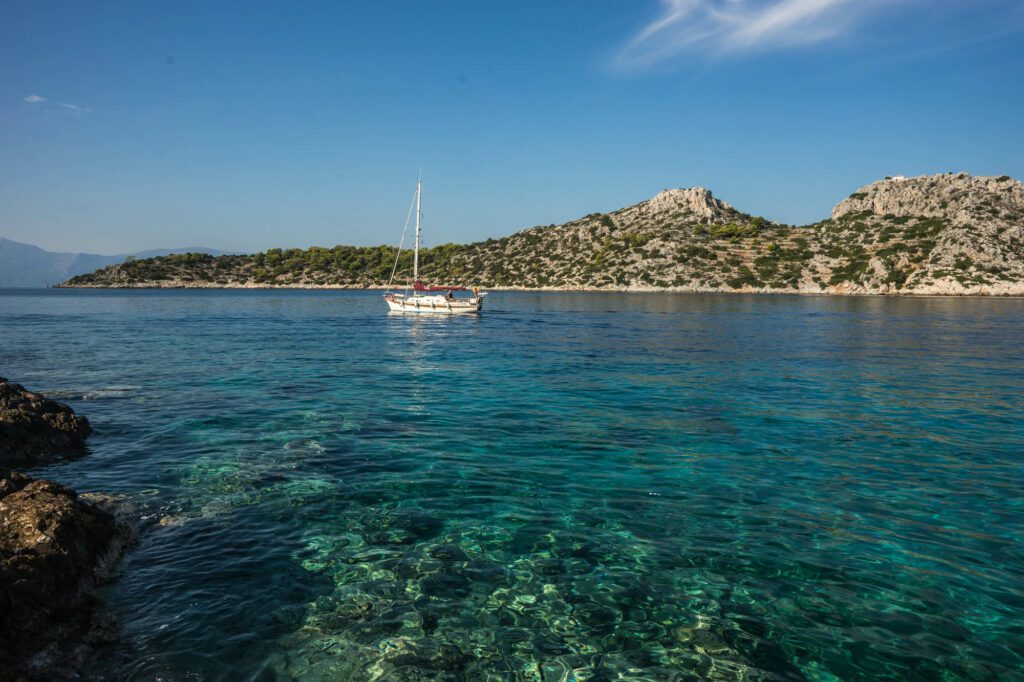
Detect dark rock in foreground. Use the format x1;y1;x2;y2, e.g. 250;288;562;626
0;378;92;468
0;472;131;680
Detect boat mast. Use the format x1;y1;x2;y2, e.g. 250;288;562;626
413;176;422;283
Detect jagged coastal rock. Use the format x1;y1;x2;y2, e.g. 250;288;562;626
0;378;92;468
0;473;131;680
62;173;1024;295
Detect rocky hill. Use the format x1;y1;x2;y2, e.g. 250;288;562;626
62;173;1024;295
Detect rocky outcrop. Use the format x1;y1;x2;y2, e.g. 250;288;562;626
0;378;92;468
625;187;743;222
832;173;1024;223
0;381;130;679
0;473;131;680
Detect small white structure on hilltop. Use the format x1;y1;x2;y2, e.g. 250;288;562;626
891;175;906;181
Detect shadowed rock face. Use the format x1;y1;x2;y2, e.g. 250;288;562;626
0;473;125;680
0;378;92;468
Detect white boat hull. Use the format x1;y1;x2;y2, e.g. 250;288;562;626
384;293;484;314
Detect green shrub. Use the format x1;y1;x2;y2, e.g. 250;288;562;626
828;256;871;285
884;267;908;288
726;267;763;289
954;256;975;270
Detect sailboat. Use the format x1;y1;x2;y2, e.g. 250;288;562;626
383;177;486;314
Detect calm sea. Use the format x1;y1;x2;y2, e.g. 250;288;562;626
1;289;1022;680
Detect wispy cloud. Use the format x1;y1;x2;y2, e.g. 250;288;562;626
614;0;904;70
22;94;91;115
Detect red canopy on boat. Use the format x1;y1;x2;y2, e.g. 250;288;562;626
413;280;467;292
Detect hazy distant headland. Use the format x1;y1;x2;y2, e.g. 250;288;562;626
0;239;225;288
62;173;1024;296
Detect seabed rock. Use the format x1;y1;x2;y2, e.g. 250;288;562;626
276;517;810;682
0;377;92;468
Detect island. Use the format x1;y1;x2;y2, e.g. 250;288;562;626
62;173;1024;296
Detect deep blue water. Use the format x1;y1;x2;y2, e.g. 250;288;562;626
1;289;1022;681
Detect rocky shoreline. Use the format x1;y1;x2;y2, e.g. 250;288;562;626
0;378;132;680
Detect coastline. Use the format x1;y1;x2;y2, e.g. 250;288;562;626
54;281;1024;297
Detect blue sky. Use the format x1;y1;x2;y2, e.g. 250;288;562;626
2;1;1023;254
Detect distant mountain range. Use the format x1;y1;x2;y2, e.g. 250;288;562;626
62;173;1024;296
0;238;226;287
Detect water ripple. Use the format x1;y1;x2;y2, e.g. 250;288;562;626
1;289;1022;680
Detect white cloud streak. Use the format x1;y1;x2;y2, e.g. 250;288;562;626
614;0;901;70
22;94;91;115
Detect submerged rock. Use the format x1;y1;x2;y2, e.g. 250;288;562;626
0;378;92;468
0;472;132;680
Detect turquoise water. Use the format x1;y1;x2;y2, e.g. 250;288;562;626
1;289;1022;680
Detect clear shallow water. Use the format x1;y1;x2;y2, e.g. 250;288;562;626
1;289;1022;681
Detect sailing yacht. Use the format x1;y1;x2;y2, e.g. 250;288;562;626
383;178;485;314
